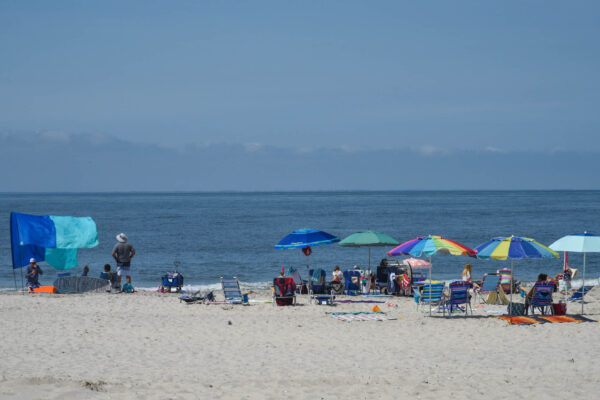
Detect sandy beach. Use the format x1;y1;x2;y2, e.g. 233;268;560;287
1;289;599;399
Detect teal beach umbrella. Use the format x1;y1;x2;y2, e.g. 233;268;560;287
339;231;400;270
549;232;600;314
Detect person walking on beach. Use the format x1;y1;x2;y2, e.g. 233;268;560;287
112;233;135;289
25;258;43;292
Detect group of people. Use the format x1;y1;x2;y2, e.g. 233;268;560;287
26;232;136;293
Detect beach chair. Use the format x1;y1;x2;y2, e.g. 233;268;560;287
444;281;473;317
308;269;334;305
272;277;296;306
474;273;501;304
416;282;445;314
498;268;517;294
343;270;361;295
308;269;327;294
288;267;307;294
221;276;243;304
528;281;555;315
567;286;594;302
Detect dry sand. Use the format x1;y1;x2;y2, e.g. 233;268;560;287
1;288;599;399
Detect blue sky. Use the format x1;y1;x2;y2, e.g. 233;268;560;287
1;1;599;190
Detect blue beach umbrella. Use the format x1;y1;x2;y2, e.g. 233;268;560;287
475;235;558;310
550;232;600;314
275;228;340;272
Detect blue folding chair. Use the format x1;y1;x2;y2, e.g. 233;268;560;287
474;273;501;304
343;270;361;295
444;281;473;317
567;286;594;302
416;282;445;315
221;276;243;304
529;281;555;315
308;269;327;294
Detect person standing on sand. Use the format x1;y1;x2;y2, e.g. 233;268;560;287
112;233;135;289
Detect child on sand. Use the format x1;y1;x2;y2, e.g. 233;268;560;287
122;276;134;293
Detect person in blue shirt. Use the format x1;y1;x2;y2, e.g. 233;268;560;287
122;276;134;293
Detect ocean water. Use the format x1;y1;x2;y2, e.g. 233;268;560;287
1;191;599;291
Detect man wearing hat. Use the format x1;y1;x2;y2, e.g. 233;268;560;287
112;233;136;289
25;258;43;292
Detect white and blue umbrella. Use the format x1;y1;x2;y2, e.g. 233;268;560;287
550;232;600;314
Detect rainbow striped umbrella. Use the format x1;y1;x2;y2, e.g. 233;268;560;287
387;235;476;315
387;235;477;258
475;236;558;309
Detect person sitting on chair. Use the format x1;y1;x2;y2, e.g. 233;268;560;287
524;273;557;313
332;266;343;282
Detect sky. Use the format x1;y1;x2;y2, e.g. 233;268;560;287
1;1;599;190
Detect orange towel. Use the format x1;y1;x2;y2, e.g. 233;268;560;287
497;316;540;325
537;315;580;323
31;286;56;293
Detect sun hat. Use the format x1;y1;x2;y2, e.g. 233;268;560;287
116;233;128;243
29;258;36;263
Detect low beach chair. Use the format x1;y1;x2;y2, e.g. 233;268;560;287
498;268;517;294
528;281;555;315
474;273;501;304
273;277;296;306
221;276;243;304
288;267;307;294
444;281;473;317
343;270;361;295
416;282;445;315
567;286;594;302
308;269;327;294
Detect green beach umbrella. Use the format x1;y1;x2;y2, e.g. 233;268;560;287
339;231;400;270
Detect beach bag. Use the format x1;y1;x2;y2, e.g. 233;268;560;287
552;302;566;315
507;302;525;316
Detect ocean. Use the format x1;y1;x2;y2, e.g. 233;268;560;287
1;191;599;291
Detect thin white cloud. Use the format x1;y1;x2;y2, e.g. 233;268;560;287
41;131;70;143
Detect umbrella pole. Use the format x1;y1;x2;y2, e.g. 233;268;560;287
368;247;371;270
582;252;586;315
510;259;514;314
429;256;432;316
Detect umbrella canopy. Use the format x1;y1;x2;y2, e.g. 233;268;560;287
275;228;339;249
549;232;600;253
475;236;558;260
403;258;432;269
339;231;399;247
339;231;399;270
275;229;339;278
549;232;600;314
387;235;476;316
387;235;477;257
475;235;558;312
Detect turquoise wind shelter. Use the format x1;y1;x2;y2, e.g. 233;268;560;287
10;212;99;270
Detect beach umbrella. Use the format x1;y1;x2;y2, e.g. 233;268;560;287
549;232;600;314
475;236;558;312
387;235;477;315
338;231;399;270
403;258;432;268
275;228;340;272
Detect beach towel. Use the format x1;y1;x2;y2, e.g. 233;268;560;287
326;311;398;322
497;316;541;325
497;315;598;325
31;286;56;293
334;300;385;304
